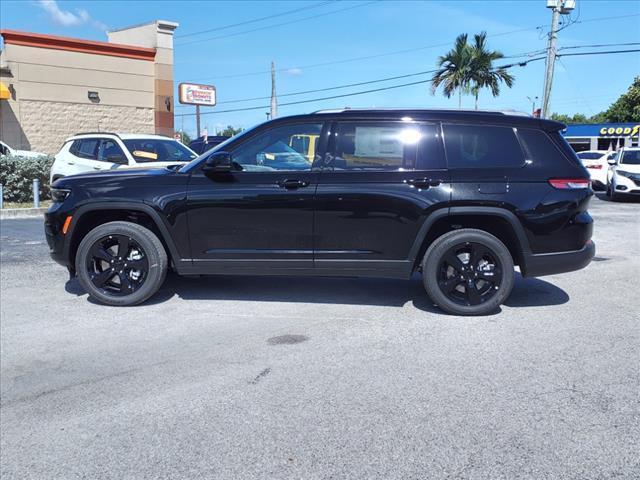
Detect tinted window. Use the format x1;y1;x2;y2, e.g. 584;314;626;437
333;122;420;170
621;150;640;165
230;123;322;171
123;139;196;163
577;152;605;160
517;129;571;166
417;124;446;170
443;124;524;168
97;139;126;162
72;139;99;159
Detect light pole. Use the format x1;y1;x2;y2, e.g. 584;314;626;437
527;96;539;115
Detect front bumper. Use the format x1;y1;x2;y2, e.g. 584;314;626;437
522;240;595;277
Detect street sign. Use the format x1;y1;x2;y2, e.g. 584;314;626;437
178;83;216;106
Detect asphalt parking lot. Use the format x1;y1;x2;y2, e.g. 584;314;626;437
1;194;639;479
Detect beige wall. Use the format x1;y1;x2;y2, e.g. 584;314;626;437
0;20;177;154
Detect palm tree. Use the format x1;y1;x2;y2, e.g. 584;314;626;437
468;32;515;110
431;33;473;109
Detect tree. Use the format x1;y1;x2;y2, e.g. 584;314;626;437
431;32;514;109
468;32;514;110
550;113;591;124
218;125;243;137
431;33;473;108
602;76;640;122
177;131;192;144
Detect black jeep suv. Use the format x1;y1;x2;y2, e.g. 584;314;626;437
45;109;595;315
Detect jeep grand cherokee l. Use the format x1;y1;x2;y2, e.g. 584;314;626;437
45;109;595;316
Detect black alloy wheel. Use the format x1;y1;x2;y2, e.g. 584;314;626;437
86;234;149;296
422;228;515;316
437;242;502;307
76;221;168;306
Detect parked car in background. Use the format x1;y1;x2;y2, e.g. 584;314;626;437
606;147;640;200
0;140;47;158
576;150;611;190
188;135;230;155
46;109;595;315
50;133;197;184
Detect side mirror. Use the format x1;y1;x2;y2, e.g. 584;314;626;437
607;158;617;165
203;151;232;172
107;154;128;165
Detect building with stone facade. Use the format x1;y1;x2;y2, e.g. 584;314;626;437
0;20;177;155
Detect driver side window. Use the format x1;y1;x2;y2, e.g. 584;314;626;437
229;123;322;172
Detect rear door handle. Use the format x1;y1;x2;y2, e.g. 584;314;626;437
278;179;309;190
406;178;442;188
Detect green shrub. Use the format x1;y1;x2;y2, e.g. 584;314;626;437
0;155;55;203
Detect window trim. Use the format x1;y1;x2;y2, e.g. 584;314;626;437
442;123;527;170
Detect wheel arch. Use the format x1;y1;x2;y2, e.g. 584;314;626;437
409;206;532;272
65;202;181;270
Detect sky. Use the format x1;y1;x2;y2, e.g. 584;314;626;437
1;0;639;137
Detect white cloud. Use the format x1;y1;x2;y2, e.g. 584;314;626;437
36;0;107;30
285;68;303;76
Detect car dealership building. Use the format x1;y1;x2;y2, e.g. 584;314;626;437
0;20;177;154
563;122;640;152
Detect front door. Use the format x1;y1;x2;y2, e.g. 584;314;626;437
314;120;450;278
186;121;326;272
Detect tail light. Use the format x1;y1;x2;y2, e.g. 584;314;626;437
548;178;591;189
586;164;602;169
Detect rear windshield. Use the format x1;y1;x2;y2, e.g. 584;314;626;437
123;139;196;163
620;150;640;165
577;152;605;160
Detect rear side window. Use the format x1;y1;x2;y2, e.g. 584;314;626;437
71;139;99;159
517;129;572;166
443;124;524;168
333;122;421;171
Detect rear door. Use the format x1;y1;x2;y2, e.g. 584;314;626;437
314;119;450;277
68;138;104;174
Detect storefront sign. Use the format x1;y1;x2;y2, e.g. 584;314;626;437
178;83;216;106
599;125;640;136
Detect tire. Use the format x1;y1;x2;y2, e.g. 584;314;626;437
75;221;168;306
422;228;515;316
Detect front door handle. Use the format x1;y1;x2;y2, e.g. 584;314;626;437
278;179;309;190
406;178;442;188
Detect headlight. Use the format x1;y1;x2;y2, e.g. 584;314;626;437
616;170;633;178
50;188;70;202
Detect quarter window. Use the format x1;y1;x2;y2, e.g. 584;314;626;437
72;139;99;160
517;129;569;165
333;122;421;171
443;124;524;168
229;123;322;171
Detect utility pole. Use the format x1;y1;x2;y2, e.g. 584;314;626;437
527;96;539;115
196;105;201;138
541;0;575;118
270;61;278;119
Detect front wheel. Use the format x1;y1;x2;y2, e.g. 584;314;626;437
76;221;168;306
422;229;515;316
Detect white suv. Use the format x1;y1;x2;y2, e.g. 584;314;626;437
606;147;640;200
50;133;197;184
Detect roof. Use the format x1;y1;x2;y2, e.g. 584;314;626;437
0;29;156;61
67;133;172;141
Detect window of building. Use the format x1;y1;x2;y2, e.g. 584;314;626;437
443;124;525;168
229;123;322;171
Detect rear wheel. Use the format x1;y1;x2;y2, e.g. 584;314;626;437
76;221;167;306
422;229;514;316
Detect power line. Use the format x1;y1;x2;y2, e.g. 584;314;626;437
559;41;640;50
175;1;379;47
175;1;334;39
175;47;638;118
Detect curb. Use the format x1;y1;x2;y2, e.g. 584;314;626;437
0;208;48;219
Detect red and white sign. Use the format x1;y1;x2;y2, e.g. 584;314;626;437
178;83;216;106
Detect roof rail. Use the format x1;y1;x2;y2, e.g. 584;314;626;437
73;132;122;137
311;107;531;116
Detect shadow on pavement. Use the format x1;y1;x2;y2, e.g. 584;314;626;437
66;271;569;313
594;192;640;203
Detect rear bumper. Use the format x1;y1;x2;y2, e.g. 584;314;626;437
522;240;595;277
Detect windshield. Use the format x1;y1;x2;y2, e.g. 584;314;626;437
620;150;640;165
577;152;605;160
123;139;197;163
